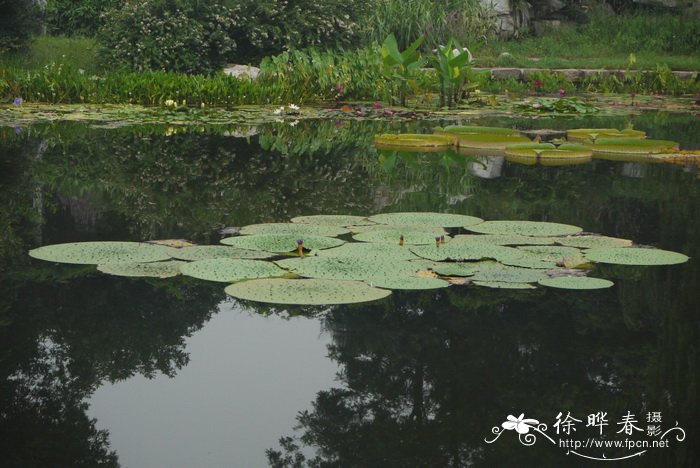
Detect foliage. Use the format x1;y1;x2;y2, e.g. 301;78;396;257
0;36;100;74
513;97;599;114
380;34;425;106
98;0;237;74
430;38;475;107
45;0;118;37
0;0;40;53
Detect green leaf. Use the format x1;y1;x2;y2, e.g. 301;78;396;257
468;221;583;237
29;241;172;265
225;278;392;305
539;276;614;289
97;260;186;278
180;258;285;283
221;234;344;253
585;247;689;265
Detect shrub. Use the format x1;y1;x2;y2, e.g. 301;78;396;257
98;0;237;75
0;0;40;53
45;0;118;37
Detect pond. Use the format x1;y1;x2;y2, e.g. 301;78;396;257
1;110;698;467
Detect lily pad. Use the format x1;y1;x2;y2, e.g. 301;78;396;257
225;278;392;305
467;221;583;237
454;134;530;150
452;234;555;246
504;143;593;164
346;224;447;234
430;260;502;277
473;281;536;289
221;234;344;253
368;212;483;227
472;265;547;283
410;243;523;262
317;242;420;261
567;128;646;142
499;258;559;269
539;276;614;289
517;245;588;267
290;215;375;226
239;223;349;237
97;260;185;278
434;125;520;136
180;258;286;283
29;241;172;265
588;138;679;154
353;229;449;245
168;245;274;261
585;247;689;266
374;133;456;148
553;235;633;249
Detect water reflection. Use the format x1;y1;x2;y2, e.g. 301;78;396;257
0;113;697;466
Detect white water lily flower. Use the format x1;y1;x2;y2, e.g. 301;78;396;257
502;414;539;434
287;104;300;110
272;106;285;115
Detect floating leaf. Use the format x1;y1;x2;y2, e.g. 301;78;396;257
317;242;420;260
180;258;285;283
346;223;447;234
168;245;274;261
239;223;349;237
504;143;592;165
468;221;582;237
588;138;679;154
452;234;555;246
553;235;633;249
147;239;195;248
499;258;559;269
97;260;185;278
410;243;523;262
454;134;530;150
585;247;689;265
473;281;536;289
430;261;500;276
434;125;520;136
221;234;344;253
368;212;483;227
225;278;392;305
472;265;547;283
290;215;374;226
374;133;456;148
354;229;448;245
567;128;646;142
517;245;587;267
29;241;172;265
539;276;614;289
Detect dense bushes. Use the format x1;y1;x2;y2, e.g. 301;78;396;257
45;0;117;37
0;0;40;53
98;0;237;74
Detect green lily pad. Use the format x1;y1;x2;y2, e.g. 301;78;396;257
539;276;614;289
374;133;456;148
317;242;420;261
410;243;523;262
473;281;536;289
504;143;592;163
553;235;633;249
452;234;555;246
499;258;559;269
29;241;172;265
221;234;344;253
454;133;530;150
346;224;447;234
180;258;286;283
434;125;520;136
567;128;646;142
430;261;499;277
97;260;185;278
290;215;375;226
468;220;582;237
517;245;588;267
588;138;679;154
168;245;274;261
239;223;349;237
225;278;392;305
472;265;547;283
368;212;483;227
353;229;449;245
585;247;689;266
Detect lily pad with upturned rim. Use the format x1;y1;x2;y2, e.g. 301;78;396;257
168;245;274;261
454;133;530;150
585;247;689;266
290;215;375;226
225;278;392;305
221;234;344;253
567;128;646;142
29;241;172;265
97;260;186;278
239;223;350;237
374;134;456;148
434;125;520;136
588;138;679;154
467;221;583;237
368;212;483;227
180;258;286;283
539;276;614;289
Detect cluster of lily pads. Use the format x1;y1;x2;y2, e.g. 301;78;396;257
374;125;698;168
28;212;690;305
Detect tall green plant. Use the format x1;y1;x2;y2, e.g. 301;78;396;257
380;34;425;107
430;38;474;107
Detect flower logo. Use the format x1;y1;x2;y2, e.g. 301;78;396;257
502;414;540;434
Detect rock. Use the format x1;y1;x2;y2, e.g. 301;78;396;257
491;68;523;80
222;64;260;80
520;129;567;142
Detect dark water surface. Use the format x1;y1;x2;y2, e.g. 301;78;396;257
1;112;698;467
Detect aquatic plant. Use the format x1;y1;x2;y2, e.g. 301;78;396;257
380;34;425;106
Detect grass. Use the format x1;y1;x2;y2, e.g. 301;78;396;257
476;9;700;71
0;36;101;73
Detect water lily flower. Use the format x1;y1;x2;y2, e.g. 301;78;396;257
372;102;382;109
533;80;543;89
532;103;541;109
336;84;345;93
297;239;304;257
164;99;176;108
502;414;540;434
558;88;566;97
288;103;300;111
13;97;23;106
272;106;285;115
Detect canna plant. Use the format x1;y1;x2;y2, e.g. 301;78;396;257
430;37;475;107
380;33;425;107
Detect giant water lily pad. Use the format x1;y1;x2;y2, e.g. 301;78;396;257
239;223;349;237
410;243;523;262
368;212;483;227
452;234;555;246
472;265;547;283
221;234;344;253
168;245;274;261
539;276;614;289
290;215;375;226
434;125;520;136
585;247;689;266
180;258;285;282
468;221;582;237
29;241;172;265
588;138;679;154
317;242;420;261
553;235;633;249
567;128;646;142
504;143;592;166
353;229;448;245
374;133;456;149
454;134;530;150
97;260;185;278
225;278;392;305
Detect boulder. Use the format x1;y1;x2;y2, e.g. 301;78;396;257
222;65;260;80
